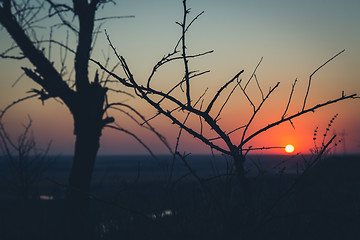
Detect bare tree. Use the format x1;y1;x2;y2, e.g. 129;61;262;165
0;1;173;239
98;0;359;222
0;0;102;204
0;0;164;205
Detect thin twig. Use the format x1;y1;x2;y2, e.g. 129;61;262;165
239;79;256;111
0;94;39;119
302;50;345;111
206;70;244;113
240;93;357;148
181;0;191;106
244;57;263;90
240;82;280;146
282;78;297;119
106;124;158;160
214;79;241;122
254;74;264;100
106;103;172;154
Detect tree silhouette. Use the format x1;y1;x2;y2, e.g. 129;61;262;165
0;0;112;205
99;0;359;225
0;0;146;204
0;1;141;238
0;4;173;227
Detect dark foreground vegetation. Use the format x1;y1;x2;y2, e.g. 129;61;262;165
1;0;359;239
0;155;359;240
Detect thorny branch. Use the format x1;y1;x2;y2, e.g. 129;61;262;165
181;0;191;106
100;0;358;160
168;91;207;184
206;70;244;114
240;82;280;146
240;93;357;149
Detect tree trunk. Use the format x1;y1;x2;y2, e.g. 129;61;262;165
62;84;107;240
232;152;256;231
231;153;258;239
66;83;106;201
232;153;254;207
64;128;100;240
67;129;100;202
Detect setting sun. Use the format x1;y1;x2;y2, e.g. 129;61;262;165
285;144;295;153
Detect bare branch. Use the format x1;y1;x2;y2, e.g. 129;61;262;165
45;0;78;33
243;146;285;151
244;57;263;90
160;70;210;106
0;94;39;119
167;91;208;185
206;70;244;113
240;93;358;148
0;53;25;59
105;102;173;154
181;0;191;106
33;39;76;55
146;50;212;88
254;74;264;100
239;79;256;111
0;44;25;60
95;15;135;21
240;82;280;146
46;1;74;17
73;1;97;92
168;91;208;184
208;125;246;141
302;49;345;111
214;79;241;121
106;124;158;160
0;6;73;105
11;72;26;87
282;78;297;119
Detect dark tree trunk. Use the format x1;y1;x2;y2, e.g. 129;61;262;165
67;128;100;202
231;150;254;210
233;152;256;229
231;152;258;239
1;2;111;239
64;130;100;240
67;83;106;202
62;84;107;240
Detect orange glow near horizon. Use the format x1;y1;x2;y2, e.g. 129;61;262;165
0;1;359;155
285;145;295;153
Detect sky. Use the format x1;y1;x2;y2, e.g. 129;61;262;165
0;0;359;156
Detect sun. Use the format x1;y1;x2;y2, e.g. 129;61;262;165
285;144;295;153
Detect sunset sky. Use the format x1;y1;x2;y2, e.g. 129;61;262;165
1;0;359;155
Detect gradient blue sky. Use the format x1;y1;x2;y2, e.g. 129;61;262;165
1;0;359;155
